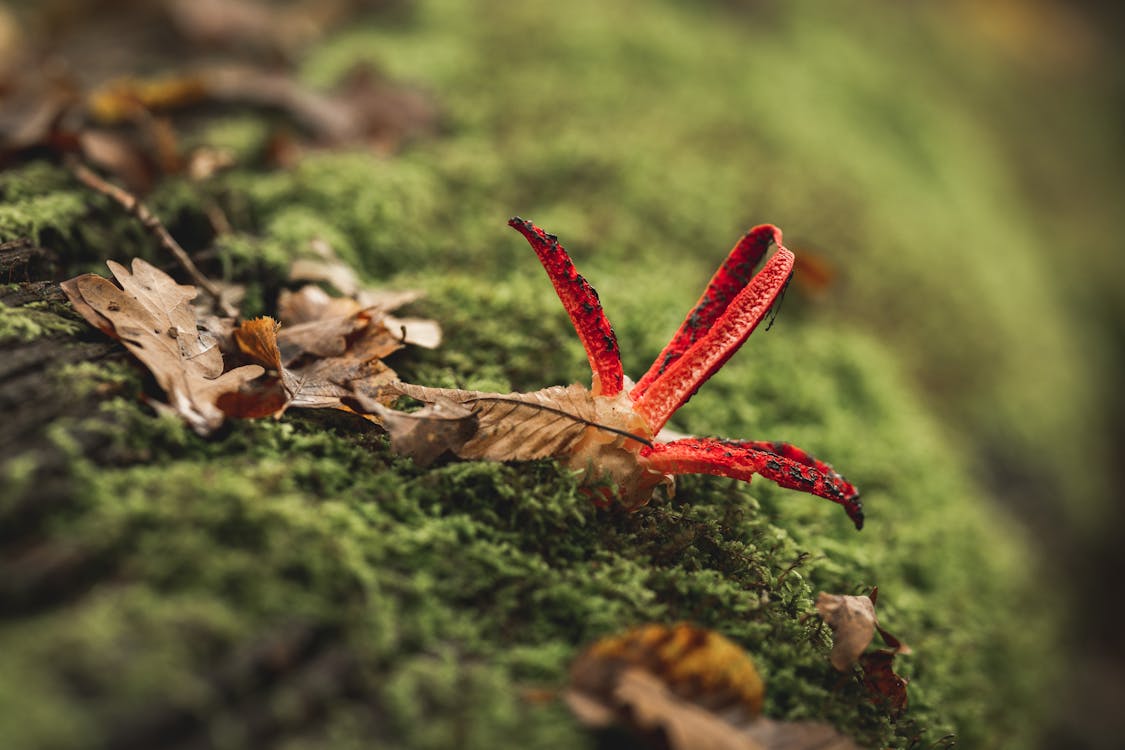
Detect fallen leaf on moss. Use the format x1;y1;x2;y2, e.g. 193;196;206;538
231;313;400;415
815;592;878;671
362;398;478;467
61;249;436;430
815;589;909;671
275;292;373;361
816;588;910;718
60;259;263;435
282;244;440;351
289;241;423;310
858;651;909;718
566;624;862;750
382;382;661;493
233;316;285;371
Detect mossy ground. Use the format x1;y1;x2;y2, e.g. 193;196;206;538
3;0;1114;747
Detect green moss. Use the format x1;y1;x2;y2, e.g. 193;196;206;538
0;316;1051;749
51;360;137;399
0;191;89;246
215;153;449;277
0;301;82;343
2;0;1095;747
297;0;1106;526
186;116;273;162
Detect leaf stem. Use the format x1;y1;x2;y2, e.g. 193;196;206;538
66;157;236;317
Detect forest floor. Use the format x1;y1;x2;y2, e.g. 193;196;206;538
2;1;1123;748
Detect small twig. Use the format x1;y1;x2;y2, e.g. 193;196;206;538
65;157;237;317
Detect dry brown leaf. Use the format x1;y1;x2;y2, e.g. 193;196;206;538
285;345;398;410
279;284;362;326
279;248;438;353
233;316;284;371
566;624;863;750
857;651;908;719
278;285;439;353
277;306;371;362
230;311;400;415
377;381;666;503
61;259;263;435
572;667;766;750
222;255;442;417
76;129;156;191
277;287;440;356
383;314;442;350
815;589;909;672
390;382;650;462
360;398;478;467
815;589;910;719
571;623;765;719
815;592;877;672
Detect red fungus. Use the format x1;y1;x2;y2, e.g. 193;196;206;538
509;217;863;529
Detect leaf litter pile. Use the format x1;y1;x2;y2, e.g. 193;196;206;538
62;248;440;435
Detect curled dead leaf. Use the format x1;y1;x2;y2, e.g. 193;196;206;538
230;312;399;416
815;589;910;718
233;316;284;372
815;592;877;672
286;242;425;313
815;589;909;672
278;244;439;354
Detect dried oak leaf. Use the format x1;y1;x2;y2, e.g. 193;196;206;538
61;259;263;435
566;624;862;750
280;241;440;349
223;253;441;417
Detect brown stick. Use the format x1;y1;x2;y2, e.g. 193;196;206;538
65;157;237;317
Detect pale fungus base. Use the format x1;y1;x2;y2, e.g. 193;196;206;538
3;0;1101;747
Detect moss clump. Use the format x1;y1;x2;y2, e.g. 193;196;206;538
0;161;90;248
0;315;1050;749
0;300;82;343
